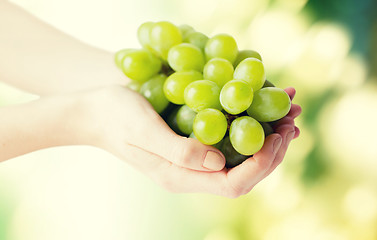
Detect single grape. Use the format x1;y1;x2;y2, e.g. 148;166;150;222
193;108;227;145
247;87;291;122
263;79;275;88
184;31;209;51
126;81;143;92
229;116;265;155
137;22;155;52
233;57;266;91
220;136;248;168
205;34;238;64
184;80;222;112
150;21;182;60
233;50;262;67
140;74;169;114
220;79;254;115
114;49;135;69
203;58;234;87
176;105;197;135
178;24;195;39
163;70;203;105
167;43;205;72
189;132;223;149
121;49;162;82
165;105;184;136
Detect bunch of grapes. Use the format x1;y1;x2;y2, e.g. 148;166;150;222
115;21;291;168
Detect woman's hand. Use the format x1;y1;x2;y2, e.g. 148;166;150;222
0;84;300;198
76;85;301;198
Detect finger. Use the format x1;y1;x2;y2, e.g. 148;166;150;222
284;87;296;100
131;109;226;172
263;124;295;177
294;126;300;139
119;141;285;199
119;142;234;196
225;134;282;196
273;116;294;129
287;104;302;118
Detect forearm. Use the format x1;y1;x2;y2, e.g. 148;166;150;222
0;94;86;161
0;1;127;95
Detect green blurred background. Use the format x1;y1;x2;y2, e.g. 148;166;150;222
1;0;377;239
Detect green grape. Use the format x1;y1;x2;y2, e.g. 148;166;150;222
263;79;275;88
140;74;169;114
229;116;265;155
163;70;203;104
126;81;143;92
193;108;227;145
150;21;182;60
167;43;205;72
165;105;184;136
233;57;266;91
114;49;135;69
233;50;262;67
184;31;209;51
176;105;197;135
205;34;238;63
247;87;291;122
184;80;222;112
179;24;195;39
137;22;155;52
220;136;248;168
220;79;254;115
203;58;234;87
260;122;274;136
189;131;223;149
122;49;162;82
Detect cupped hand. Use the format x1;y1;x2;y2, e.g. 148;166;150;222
78;85;301;198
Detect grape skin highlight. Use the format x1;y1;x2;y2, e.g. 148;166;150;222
230;116;265;156
121;49;162;82
205;33;238;64
220;79;254;115
167;43;205;72
247;87;291;122
233;57;266;92
184;80;222;112
193;108;227;145
203;58;234;87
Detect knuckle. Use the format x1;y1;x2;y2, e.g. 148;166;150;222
154;168;183;194
222;179;244;199
226;188;243;199
158;176;178;193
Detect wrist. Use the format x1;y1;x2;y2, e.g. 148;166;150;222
0;94;83;160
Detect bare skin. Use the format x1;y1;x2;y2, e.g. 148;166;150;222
0;1;301;198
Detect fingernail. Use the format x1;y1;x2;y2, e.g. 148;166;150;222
286;130;295;142
203;151;225;171
273;136;282;154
